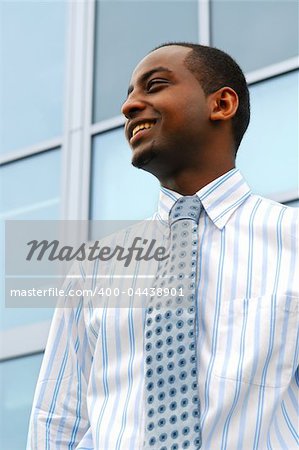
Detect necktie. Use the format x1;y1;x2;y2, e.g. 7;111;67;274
143;195;202;450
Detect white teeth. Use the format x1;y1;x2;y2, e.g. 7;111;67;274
132;122;154;138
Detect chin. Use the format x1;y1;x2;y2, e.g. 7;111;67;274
131;144;157;169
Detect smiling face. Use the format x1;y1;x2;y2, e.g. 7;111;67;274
121;46;212;179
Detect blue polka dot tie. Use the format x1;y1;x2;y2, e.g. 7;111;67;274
143;195;202;450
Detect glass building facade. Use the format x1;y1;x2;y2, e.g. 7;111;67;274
0;1;298;447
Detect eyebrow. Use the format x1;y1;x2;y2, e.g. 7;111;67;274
127;66;173;97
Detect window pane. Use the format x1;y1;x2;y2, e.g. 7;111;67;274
0;1;66;154
93;0;198;122
211;0;299;72
237;71;298;197
0;149;61;330
0;149;61;220
0;353;43;450
90;129;159;219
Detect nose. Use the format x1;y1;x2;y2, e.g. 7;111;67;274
121;93;146;119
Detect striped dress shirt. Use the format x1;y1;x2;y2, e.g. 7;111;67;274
27;168;299;450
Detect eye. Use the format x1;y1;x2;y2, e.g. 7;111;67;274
147;78;169;92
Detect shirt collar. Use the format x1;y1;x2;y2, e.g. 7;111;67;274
157;168;251;229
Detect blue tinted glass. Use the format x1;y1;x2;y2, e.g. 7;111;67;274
211;0;299;72
237;71;298;198
93;0;198;122
91;129;159;219
0;353;43;450
0;150;61;219
0;149;60;330
0;1;66;154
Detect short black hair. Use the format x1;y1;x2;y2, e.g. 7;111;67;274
152;42;250;152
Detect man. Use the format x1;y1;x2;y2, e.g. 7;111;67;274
27;43;298;449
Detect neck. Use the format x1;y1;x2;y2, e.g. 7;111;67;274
159;163;235;195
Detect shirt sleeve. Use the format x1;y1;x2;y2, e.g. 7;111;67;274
26;262;93;449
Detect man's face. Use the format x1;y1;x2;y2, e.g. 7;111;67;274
121;45;211;177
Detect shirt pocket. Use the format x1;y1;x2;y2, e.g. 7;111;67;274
214;295;298;388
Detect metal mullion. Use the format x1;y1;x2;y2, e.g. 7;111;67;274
61;0;86;221
60;0;74;221
0;0;97;361
0;137;62;166
0;320;51;361
246;56;299;85
90;115;125;136
0;350;44;364
81;0;96;222
198;0;210;45
61;0;95;223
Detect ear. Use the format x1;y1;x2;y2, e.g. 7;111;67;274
209;87;239;121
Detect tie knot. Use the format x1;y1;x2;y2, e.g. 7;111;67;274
169;195;201;226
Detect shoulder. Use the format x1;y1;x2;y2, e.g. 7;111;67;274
254;194;298;219
236;193;298;238
246;194;299;239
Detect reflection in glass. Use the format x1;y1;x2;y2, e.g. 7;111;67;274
211;0;298;73
0;149;60;330
237;71;298;198
91;128;159;220
93;0;198;122
1;1;66;154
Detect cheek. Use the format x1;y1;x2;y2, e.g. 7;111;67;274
174;99;204;123
170;110;205;138
158;97;207;137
